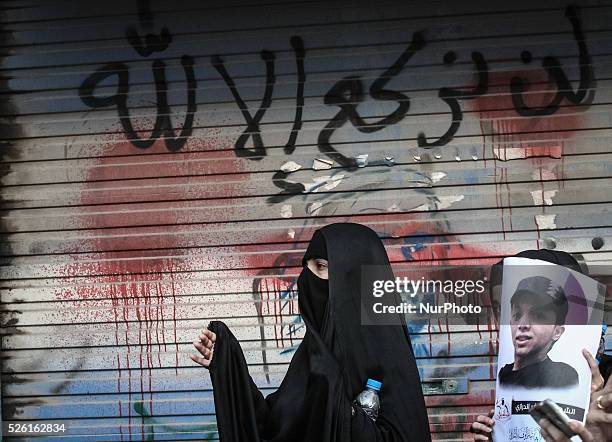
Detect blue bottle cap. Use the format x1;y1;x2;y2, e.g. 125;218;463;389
366;378;382;391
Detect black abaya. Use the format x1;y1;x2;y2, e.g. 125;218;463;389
207;223;431;441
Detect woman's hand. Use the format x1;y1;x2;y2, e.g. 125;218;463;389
469;409;495;440
190;328;216;368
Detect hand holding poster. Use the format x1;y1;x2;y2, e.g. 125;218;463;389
492;258;606;442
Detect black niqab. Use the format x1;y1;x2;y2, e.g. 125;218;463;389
298;229;329;332
207;223;431;441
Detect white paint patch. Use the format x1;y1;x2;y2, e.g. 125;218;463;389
455;156;461;162
280;161;302;173
311;175;330;185
307;201;323;215
413;195;464;211
387;203;400;212
437;195;465;209
535;214;557;230
287;229;295;239
312;158;333;170
430;172;446;183
413;155;421;162
306;174;344;192
280;204;293;218
321;174;344;191
493;147;523;160
356;154;368;167
530;190;557;206
303;176;329;193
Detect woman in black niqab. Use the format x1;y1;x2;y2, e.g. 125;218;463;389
194;223;431;442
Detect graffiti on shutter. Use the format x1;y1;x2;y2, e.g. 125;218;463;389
1;0;611;440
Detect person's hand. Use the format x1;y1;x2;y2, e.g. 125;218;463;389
583;349;604;394
538;418;593;442
470;409;495;440
190;328;216;368
523;349;610;442
582;349;612;441
538;349;611;441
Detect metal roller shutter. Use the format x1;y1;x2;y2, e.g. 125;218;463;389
1;0;611;440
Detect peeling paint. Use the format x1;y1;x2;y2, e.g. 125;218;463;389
305;174;344;192
431;172;446;183
280;161;302;173
312;158;333;170
306;201;323;215
414;195;465;211
280;204;293;218
535;214;557;230
530;190;557;206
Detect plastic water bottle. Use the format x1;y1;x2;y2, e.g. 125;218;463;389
354;378;382;421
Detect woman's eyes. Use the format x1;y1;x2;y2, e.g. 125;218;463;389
315;260;327;269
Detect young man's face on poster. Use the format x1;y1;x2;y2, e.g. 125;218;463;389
510;301;565;364
497;274;580;390
492;258;606;442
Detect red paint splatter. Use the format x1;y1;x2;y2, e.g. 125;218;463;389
54;129;246;434
471;69;587;241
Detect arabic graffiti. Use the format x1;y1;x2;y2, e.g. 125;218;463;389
78;6;592;159
78;0;196;152
78;57;196;152
212;36;306;160
212;50;276;159
318;31;426;168
510;6;594;117
125;0;172;57
417;50;488;147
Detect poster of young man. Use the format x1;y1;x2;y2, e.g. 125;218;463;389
492;257;606;442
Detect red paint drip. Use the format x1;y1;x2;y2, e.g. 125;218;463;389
169;261;179;376
470;69;586;247
504;168;513;232
154;285;162;368
118;399;124;442
126;352;132;441
157;281;168;352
